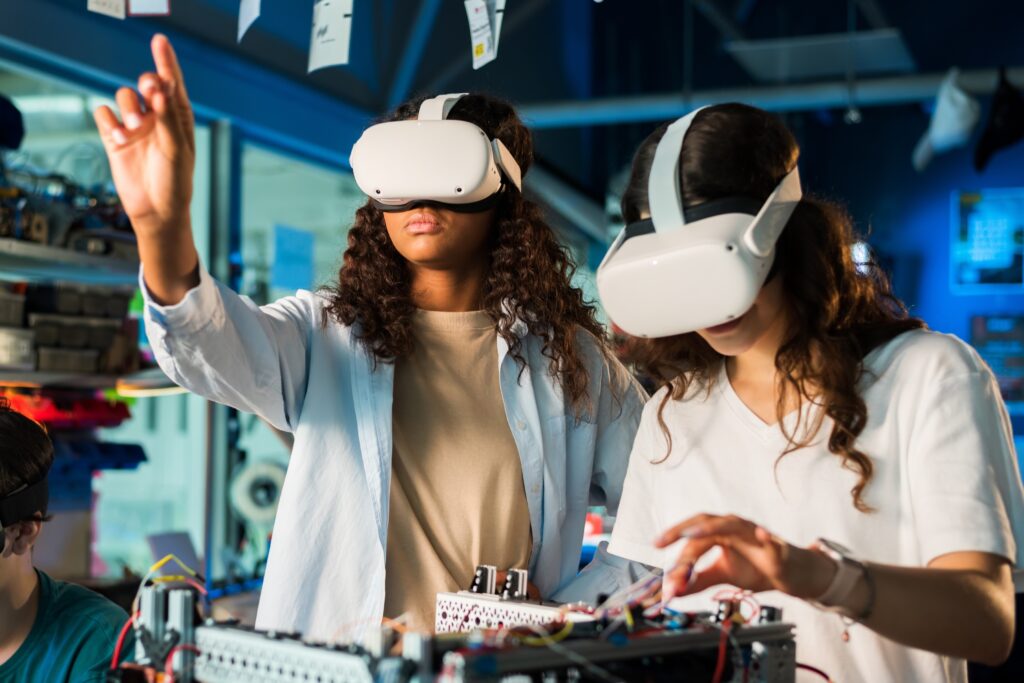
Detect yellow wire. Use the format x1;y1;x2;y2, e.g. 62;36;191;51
150;554;199;577
152;575;190;584
132;554;203;614
522;621;574;646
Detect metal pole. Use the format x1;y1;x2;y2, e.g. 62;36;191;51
519;67;1024;129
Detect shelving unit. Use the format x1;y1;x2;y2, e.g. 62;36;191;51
0;236;146;389
0;238;139;286
0;368;183;394
0;370;120;390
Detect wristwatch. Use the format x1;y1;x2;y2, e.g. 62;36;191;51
811;538;869;618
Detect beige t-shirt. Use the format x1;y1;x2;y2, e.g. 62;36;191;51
384;309;532;632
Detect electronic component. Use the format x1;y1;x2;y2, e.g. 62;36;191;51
114;611;797;683
431;621;796;683
116;585;797;683
127;585;199;683
192;624;375;683
501;568;529;600
468;564;497;595
436;590;596;633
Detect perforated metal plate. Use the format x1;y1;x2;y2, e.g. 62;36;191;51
193;626;374;683
435;591;595;633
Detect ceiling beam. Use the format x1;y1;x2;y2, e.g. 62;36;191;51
518;67;1024;129
524;165;606;244
852;0;889;29
386;0;444;110
692;0;745;42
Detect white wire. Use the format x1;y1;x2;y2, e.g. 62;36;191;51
593;569;663;615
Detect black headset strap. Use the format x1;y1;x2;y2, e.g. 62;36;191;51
682;196;763;222
622;196;763;241
0;477;49;528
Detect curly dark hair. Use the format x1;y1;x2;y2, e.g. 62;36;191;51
620;104;925;512
323;94;608;418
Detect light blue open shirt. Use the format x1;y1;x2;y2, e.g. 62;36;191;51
142;266;648;641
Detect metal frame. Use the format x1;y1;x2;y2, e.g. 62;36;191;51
202;120;244;586
386;0;444;109
519;67;1024;129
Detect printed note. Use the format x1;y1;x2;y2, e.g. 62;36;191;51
308;0;354;72
88;0;127;20
465;0;507;70
128;0;170;15
238;0;261;42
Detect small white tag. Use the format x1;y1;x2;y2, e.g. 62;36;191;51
88;0;126;19
128;0;170;15
308;0;354;72
488;0;507;55
464;0;494;70
238;0;261;42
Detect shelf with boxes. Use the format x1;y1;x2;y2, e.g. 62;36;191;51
0;156;145;388
0;168;139;286
0;237;138;286
0;282;140;389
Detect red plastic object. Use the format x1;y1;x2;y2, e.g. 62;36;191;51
584;512;604;539
3;391;131;430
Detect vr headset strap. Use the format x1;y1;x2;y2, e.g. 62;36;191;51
648;106;707;233
0;477;49;528
417;92;523;192
741;166;803;258
418;93;468;121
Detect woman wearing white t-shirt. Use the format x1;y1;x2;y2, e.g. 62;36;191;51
604;103;1024;682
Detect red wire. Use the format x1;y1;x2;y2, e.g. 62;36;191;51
109;613;137;670
796;663;833;681
710;620;732;683
164;644;201;683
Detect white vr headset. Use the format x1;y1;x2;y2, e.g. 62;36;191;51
596;107;803;338
349;93;523;212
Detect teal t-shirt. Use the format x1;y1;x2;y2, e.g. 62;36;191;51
0;570;133;683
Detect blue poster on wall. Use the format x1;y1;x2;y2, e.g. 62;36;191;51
271;225;315;292
952;189;1024;292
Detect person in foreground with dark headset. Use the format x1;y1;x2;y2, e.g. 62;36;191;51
600;103;1024;682
92;35;647;638
0;399;132;682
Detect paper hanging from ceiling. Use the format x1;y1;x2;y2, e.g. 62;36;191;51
489;0;507;55
464;0;507;70
87;0;126;19
308;0;354;73
238;0;260;42
128;0;170;15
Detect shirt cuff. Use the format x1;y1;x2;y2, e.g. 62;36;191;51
139;264;223;335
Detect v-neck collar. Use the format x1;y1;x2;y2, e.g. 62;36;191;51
715;363;816;443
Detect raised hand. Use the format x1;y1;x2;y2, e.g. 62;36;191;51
93;34;195;236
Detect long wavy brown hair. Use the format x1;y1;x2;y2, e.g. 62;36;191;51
323;94;607;418
621;104;925;511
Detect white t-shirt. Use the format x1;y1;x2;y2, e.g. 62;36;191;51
608;330;1024;683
